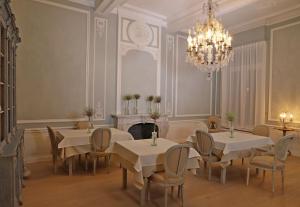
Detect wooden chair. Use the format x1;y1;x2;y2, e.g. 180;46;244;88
241;125;272;165
246;134;294;192
148;144;190;207
207;116;222;132
193;121;208;134
89;128;112;175
194;130;226;182
75;121;92;129
253;125;270;137
47;126;76;176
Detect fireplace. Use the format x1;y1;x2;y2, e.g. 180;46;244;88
128;123;159;139
111;114;169;138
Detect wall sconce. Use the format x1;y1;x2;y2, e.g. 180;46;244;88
279;112;293;129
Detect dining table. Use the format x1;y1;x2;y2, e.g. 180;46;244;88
187;131;274;184
56;128;134;159
111;138;201;206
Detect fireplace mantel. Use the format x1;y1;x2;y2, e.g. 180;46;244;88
111;114;169;138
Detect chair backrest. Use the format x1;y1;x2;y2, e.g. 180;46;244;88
253;125;270;137
274;134;294;162
193;121;208;134
207;116;221;130
195;130;214;156
164;144;190;179
46;126;58;157
76;121;92;129
90;128;111;152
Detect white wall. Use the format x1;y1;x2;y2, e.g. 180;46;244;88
12;0;221;163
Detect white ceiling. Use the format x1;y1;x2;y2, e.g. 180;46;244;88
69;0;300;33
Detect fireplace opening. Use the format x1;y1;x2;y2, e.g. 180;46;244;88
128;123;159;139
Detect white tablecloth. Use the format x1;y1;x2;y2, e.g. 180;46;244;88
112;138;200;185
57;128;134;158
187;131;274;161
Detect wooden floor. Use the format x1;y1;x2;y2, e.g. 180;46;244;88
23;157;300;207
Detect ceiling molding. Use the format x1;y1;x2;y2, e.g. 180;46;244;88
95;0;128;15
122;4;167;22
68;0;95;7
167;0;260;33
229;4;300;34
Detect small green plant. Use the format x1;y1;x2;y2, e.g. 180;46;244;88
146;95;154;102
133;94;141;100
226;112;235;122
154;96;161;103
150;111;160;120
123;95;132;101
84;107;95;121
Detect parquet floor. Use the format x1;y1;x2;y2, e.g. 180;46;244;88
23;156;300;207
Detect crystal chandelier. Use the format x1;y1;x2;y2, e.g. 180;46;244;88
186;0;233;78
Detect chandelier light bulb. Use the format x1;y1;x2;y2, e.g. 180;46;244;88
186;0;233;77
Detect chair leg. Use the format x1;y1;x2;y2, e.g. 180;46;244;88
246;167;250;186
68;158;73;176
164;187;168;207
204;161;207;168
222;167;227;184
263;170;266;182
242;158;244;165
146;179;151;201
53;159;57;174
106;155;111;174
272;170;275;193
177;186;181;198
256;168;259;176
181;185;184;207
208;163;212;181
281;169;285;192
85;154;88;172
171;186;174;197
93;157;97;175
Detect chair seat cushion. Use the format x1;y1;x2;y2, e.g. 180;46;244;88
150;171;184;186
250;156;284;169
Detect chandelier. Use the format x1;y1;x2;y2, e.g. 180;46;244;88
186;0;233;77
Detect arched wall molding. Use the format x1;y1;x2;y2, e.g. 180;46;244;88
116;8;163;114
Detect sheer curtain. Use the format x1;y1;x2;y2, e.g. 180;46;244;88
221;41;266;130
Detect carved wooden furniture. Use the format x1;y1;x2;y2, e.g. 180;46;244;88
0;0;22;206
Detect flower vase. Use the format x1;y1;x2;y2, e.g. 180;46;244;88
155;103;160;113
151;131;157;146
148;102;152;114
133;100;138;114
124;101;130;115
229;122;234;138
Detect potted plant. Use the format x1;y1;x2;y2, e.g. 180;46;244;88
150;111;160;146
133;94;140;114
153;96;161;113
123;95;132;115
84;107;95;133
226;112;235;138
146;95;154;113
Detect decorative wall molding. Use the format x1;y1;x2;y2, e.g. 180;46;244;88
174;34;212;117
165;35;175;116
18;0;91;124
268;20;300;123
116;9;162;114
93;17;108;121
95;17;107;38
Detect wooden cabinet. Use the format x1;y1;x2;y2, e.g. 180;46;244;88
0;0;22;207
